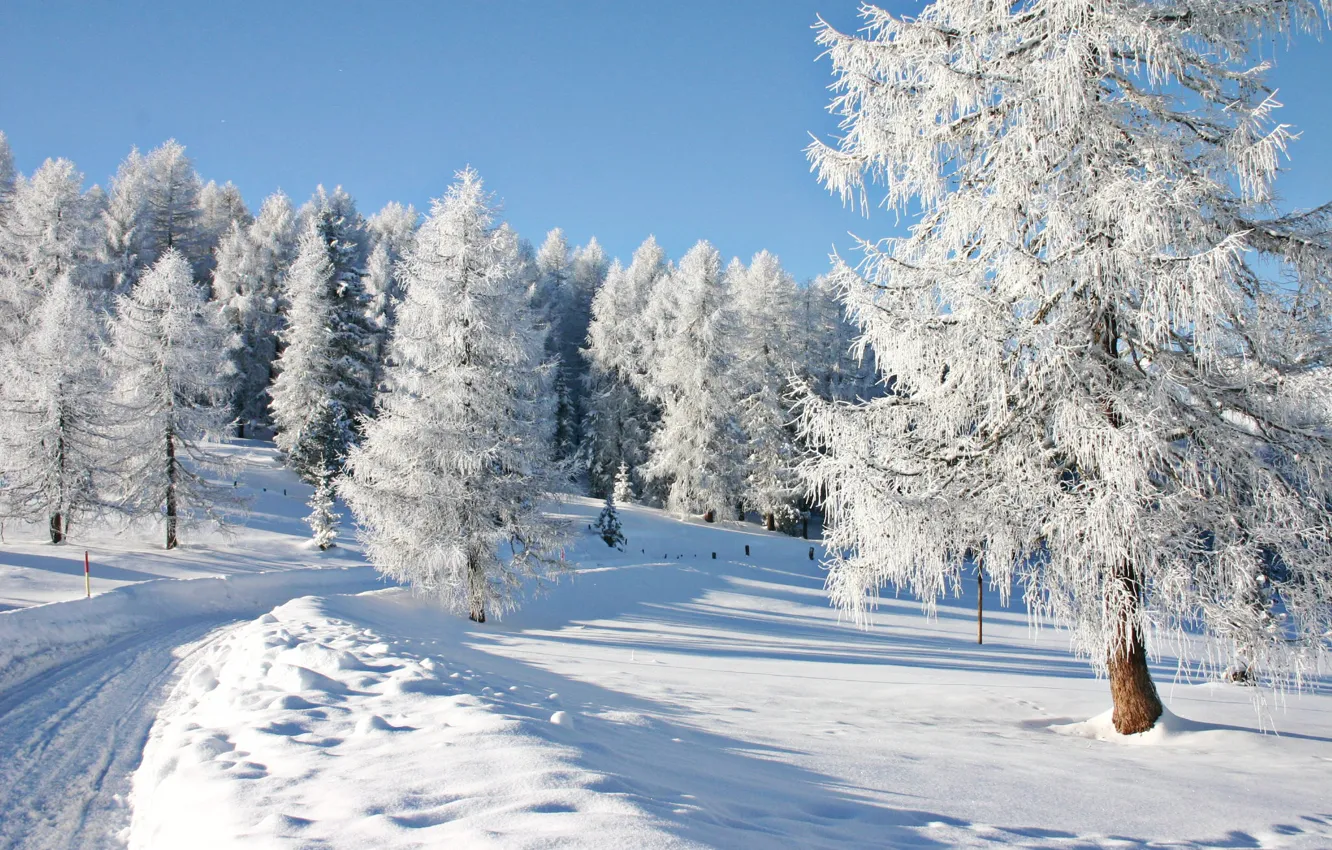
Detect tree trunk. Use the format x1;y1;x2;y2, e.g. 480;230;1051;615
736;502;745;522
703;510;715;523
1107;563;1162;734
764;512;775;531
237;420;246;439
467;554;486;623
165;429;178;550
49;512;64;545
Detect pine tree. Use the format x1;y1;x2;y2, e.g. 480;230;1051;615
213;192;296;436
298;399;351;550
0;158;101;341
801;0;1332;733
100;141;209;293
105;249;236;549
340;168;565;623
195;180;250;283
0;131;16;225
594;492;626;551
641;241;745;521
582;237;669;501
612;462;635;505
0;274;109;542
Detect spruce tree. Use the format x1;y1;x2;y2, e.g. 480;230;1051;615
641;241;745;521
340;169;565;622
105;249;236;549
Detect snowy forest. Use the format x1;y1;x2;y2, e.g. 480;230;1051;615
3;0;1332;752
0;133;873;602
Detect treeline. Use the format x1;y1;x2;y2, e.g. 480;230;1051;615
0;132;869;556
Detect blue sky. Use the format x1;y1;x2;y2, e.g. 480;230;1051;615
2;1;1329;282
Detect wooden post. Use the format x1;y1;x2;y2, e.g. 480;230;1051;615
977;568;983;645
84;551;91;598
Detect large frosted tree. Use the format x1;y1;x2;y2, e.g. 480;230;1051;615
105;249;236;549
0;274;108;542
641;240;745;521
800;0;1332;734
340;169;564;623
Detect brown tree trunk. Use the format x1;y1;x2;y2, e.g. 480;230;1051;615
764;512;775;531
49;512;64;544
237;420;246;439
165;429;178;550
703;510;715;523
1107;563;1162;734
467;555;486;623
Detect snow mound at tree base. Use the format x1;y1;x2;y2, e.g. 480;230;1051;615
129;589;696;850
1052;707;1253;746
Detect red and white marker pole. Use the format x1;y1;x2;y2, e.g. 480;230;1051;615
84;551;91;599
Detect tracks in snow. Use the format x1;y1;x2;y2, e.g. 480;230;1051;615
0;618;242;850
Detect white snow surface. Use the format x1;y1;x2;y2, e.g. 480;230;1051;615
131;502;1332;849
3;440;1331;848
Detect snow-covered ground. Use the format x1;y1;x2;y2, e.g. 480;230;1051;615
2;443;1331;849
0;440;364;611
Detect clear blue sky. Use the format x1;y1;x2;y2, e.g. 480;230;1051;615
2;1;1329;282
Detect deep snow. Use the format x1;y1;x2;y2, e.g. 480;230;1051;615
2;443;1331;848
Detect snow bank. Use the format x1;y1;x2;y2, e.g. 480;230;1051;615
129;592;693;849
0;566;385;694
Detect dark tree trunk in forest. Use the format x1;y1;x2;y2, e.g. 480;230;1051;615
165;429;178;550
703;510;715;523
1107;563;1162;734
49;512;64;544
237;420;246;439
764;512;775;531
467;555;486;623
736;502;745;522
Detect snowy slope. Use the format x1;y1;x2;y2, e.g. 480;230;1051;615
0;440;363;611
129;499;1332;850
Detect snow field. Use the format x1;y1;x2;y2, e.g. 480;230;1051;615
131;592;695;849
128;499;1332;849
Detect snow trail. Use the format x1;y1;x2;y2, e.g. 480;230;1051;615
0;619;235;849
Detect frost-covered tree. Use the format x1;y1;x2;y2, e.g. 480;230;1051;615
594;492;626;550
0;131;15;224
340;168;565;623
582;253;660;498
642;241;745;521
364;201;419;367
213;192;297;436
105;249;236;549
801;0;1332;734
613;462;635;505
195;180;250;282
298;399;351;550
0;158;101;338
0;275;109;542
101;141;208;293
794;274;876;404
731;251;803;530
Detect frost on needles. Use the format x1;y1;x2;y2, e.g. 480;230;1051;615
339;168;567;623
799;0;1332;734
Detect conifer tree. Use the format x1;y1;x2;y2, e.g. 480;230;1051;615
340;169;565;623
582;237;669;501
0;158;101;339
594;492;626;551
801;0;1332;733
213;192;296;436
731;251;803;530
0;274;109;542
0;131;15;224
105;249;236;549
641;241;745;521
612;462;635;505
